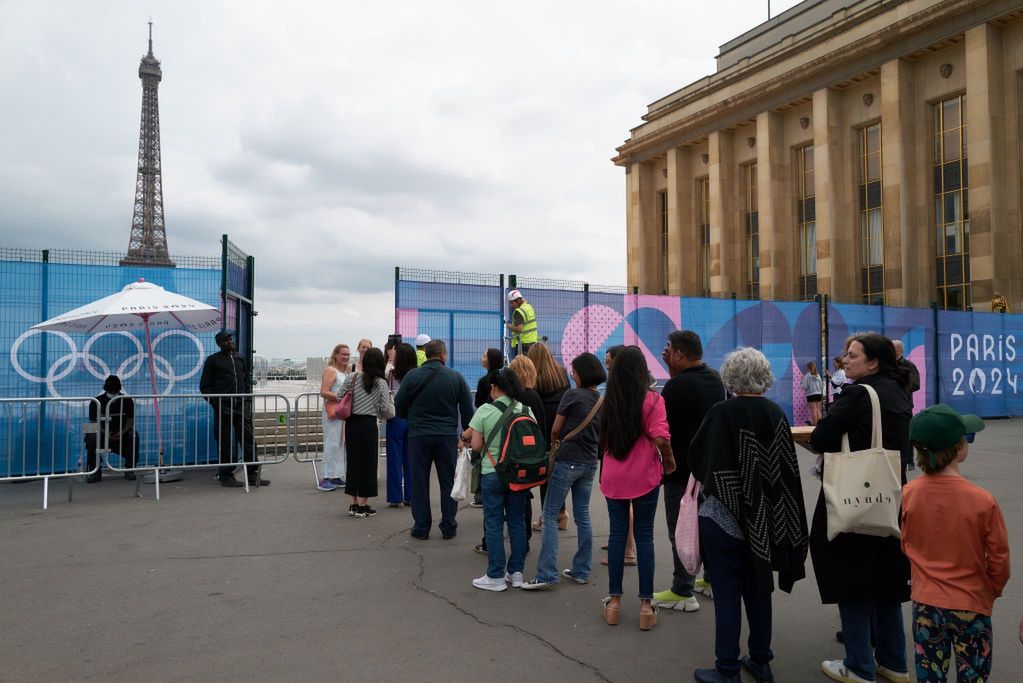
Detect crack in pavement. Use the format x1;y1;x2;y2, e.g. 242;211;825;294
400;545;612;683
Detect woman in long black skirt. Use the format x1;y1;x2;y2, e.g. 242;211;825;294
339;347;395;518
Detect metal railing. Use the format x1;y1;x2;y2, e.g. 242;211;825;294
0;396;101;509
103;393;292;499
291;392;389;488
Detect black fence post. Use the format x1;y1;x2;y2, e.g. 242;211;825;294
220;235;229;335
583;282;590;353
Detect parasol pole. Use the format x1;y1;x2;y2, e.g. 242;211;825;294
140;312;164;466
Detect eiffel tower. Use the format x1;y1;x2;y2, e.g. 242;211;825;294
121;22;174;267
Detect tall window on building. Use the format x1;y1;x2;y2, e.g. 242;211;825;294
797;146;816;300
658;190;669;295
697;177;710;296
743;163;760;299
858;123;884;305
933;95;970;310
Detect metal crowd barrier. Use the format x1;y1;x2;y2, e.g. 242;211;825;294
292;392;389;488
104;393;292;500
0;396;101;509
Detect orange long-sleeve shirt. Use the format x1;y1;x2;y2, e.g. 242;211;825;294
901;474;1010;616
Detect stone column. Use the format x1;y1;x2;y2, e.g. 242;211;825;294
667;146;696;294
965;23;1017;307
708;131;738;296
813;87;855;302
626;161;659;293
756;111;794;300
879;58;924;307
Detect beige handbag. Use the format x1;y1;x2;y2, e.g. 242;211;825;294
822;384;902;541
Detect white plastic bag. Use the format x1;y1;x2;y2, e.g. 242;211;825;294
451;447;472;501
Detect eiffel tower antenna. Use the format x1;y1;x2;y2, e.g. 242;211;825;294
122;20;175;267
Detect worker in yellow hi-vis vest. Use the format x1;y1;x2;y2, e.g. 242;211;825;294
506;289;539;359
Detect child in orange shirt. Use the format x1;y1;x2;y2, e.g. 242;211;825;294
903;404;1010;682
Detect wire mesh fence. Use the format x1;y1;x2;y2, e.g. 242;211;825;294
396;266;1023;420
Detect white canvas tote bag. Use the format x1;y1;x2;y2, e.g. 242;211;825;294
822;384;902;541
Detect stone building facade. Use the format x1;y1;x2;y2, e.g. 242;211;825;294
613;0;1023;310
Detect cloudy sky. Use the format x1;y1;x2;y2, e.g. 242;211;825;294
0;0;801;359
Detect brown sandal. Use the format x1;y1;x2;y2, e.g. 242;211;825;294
639;604;658;631
602;597;620;626
532;519;543;531
557;510;569;530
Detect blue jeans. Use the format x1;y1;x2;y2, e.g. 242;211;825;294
700;515;773;676
606;485;659;599
481;472;528;579
536;461;596;583
839;601;907;681
385;417;411;504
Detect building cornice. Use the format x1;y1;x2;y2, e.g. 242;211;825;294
612;0;1016;168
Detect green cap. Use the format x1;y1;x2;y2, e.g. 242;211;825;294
909;403;985;450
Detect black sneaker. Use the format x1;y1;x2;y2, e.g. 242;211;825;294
473;543;487;555
740;655;774;683
219;476;244;488
124;472;136;481
85;472;102;484
250;477;271;486
354;506;377;518
348;504;358;516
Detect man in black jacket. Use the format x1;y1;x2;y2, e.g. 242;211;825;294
654;330;726;611
84;375;138;483
395;339;474;540
199;331;268;488
892;339;920;397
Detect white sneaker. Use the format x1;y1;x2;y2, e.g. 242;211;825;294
505;571;524;588
472;575;508;592
821;660;870;683
673;596;700;611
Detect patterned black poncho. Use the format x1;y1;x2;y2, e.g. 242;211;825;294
688;396;809;593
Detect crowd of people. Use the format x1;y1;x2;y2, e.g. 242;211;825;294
306;327;1011;682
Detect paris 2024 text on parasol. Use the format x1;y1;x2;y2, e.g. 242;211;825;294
32;278;223;487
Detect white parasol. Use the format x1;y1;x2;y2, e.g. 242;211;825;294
33;278;222;475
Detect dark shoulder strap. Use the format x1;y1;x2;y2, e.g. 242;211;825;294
407;364;442;407
484;400;520;457
561;395;603;443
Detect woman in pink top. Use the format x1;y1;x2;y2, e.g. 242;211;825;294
598;346;676;631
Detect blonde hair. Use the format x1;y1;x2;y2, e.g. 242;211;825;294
330;344;350;367
528;343;568;394
509;356;538;390
357;338;373;350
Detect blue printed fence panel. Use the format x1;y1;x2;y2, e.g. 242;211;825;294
937;310;1023;417
393;274;1023;422
1;258;222;475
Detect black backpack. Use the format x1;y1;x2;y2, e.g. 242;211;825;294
484;400;549;491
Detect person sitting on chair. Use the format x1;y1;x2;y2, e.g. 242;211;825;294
85;375;138;483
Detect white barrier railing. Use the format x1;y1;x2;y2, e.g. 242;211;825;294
0;396;102;509
291;392;388;489
104;393;292;500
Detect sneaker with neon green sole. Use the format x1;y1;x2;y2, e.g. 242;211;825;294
651;588;700;611
694;578;713;599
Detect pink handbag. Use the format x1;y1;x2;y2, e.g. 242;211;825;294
674;474;702;575
325;375;356;420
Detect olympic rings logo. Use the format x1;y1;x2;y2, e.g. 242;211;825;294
10;329;207;398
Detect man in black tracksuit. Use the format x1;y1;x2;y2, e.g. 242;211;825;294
654;330;726;611
395;339;474;540
199;331;268;487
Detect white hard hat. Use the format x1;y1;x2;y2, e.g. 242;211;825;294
507;289;523;301
414;333;431;347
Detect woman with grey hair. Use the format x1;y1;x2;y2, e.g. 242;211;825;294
687;348;809;683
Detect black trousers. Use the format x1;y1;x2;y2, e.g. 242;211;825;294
408;435;458;537
212;401;259;480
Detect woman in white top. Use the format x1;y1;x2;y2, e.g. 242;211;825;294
800;361;825;426
318;344;350;491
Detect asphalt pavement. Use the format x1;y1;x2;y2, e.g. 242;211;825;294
2;418;1022;682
